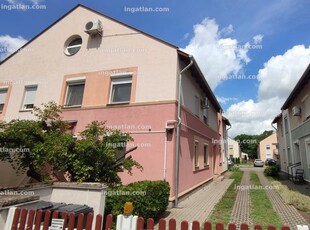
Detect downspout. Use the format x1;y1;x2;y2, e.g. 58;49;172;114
164;120;177;180
174;55;193;207
271;122;277;131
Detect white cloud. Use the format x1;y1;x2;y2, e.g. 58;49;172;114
182;18;251;89
182;33;190;40
226;45;310;137
258;45;310;100
0;35;28;61
220;24;234;36
217;96;238;104
253;34;264;44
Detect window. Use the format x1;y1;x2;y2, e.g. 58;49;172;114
301;95;310;121
64;35;82;56
203;144;208;166
195;96;200;117
110;76;132;104
229;145;233;149
22;86;37;110
203;108;208;124
194;141;199;168
0;87;8;112
305;139;310;169
284;116;288;133
65;80;85;107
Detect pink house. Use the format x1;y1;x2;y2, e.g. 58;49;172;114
0;4;230;204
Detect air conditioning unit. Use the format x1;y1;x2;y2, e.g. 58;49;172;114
85;20;103;36
292;106;301;116
201;97;209;109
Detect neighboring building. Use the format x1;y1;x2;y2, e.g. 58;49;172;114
227;137;240;159
272;64;310;183
0;4;229;202
241;152;249;160
257;133;277;161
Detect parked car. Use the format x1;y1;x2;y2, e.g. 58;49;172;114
253;159;264;167
228;159;234;167
265;158;277;166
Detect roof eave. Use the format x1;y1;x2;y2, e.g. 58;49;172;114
177;50;222;112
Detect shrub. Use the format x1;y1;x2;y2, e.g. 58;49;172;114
264;165;279;177
105;180;170;221
229;166;240;172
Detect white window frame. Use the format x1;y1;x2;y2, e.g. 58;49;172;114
109;74;132;104
0;86;8;113
203;143;208;166
194;140;199;168
22;85;37;111
305;138;310;169
64;78;86;108
195;95;200;117
301;95;310;121
64;36;82;56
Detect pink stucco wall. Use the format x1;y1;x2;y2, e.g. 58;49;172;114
61;102;177;196
177;107;218;195
61;102;220;199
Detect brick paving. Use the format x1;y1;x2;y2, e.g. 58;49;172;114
158;168;309;229
161;179;233;227
230;170;252;228
256;170;309;228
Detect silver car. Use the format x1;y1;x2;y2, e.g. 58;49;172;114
253;159;264;167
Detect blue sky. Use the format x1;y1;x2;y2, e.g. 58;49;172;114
1;0;310;137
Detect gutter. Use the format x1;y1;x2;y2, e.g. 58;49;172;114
174;55;193;207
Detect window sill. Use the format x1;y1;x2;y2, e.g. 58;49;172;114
63;105;82;109
194;167;210;173
107;102;130;106
19;109;33;112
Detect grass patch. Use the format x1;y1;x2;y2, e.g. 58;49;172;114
249;172;283;229
208;167;243;226
267;177;310;214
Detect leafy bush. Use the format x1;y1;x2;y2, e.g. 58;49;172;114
264;165;279;177
105;180;170;221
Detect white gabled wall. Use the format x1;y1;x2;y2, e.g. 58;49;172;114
0;6;178;121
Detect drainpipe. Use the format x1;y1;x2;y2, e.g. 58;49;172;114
174;55;193;207
164;120;177;180
271;122;277;131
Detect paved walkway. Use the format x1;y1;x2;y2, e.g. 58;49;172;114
256;170;309;228
230;170;252;228
159;168;309;229
161;179;233;227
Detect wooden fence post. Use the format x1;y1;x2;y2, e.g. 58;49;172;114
168;218;176;230
203;221;212;230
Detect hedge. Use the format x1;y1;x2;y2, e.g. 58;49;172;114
105;180;170;220
264;165;280;177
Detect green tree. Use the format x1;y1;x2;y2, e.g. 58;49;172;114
0;101;142;186
234;130;274;159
